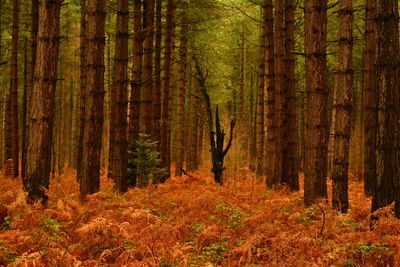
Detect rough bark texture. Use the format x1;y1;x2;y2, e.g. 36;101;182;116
77;0;86;183
273;0;284;186
282;0;299;190
256;1;267;177
24;0;61;202
80;0;106;198
264;0;276;186
175;1;188;176
141;0;154;136
363;0;376;197
304;0;328;205
332;0;353;213
153;0;162;150
6;0;20;178
372;0;400;218
111;0;129;192
160;0;177;182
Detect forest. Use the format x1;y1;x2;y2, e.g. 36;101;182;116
0;0;399;266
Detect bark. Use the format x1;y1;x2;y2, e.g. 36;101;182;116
111;0;129;192
175;1;188;176
363;0;376;196
6;0;20;178
256;1;267;177
160;0;177;181
265;0;276;185
153;0;162;149
22;37;28;180
332;0;353;213
282;0;299;190
80;0;106;198
304;0;328;205
273;0;285;185
141;0;155;136
77;0;86;182
372;0;400;218
24;0;61;202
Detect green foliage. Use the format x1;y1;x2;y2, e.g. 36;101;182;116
0;246;17;263
128;134;167;186
1;216;11;230
42;218;61;235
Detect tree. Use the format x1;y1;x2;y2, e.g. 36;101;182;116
363;0;376;197
331;0;353;213
6;0;19;178
79;0;106;198
372;0;400;218
303;0;328;205
175;0;188;176
160;0;177;182
24;0;62;202
77;0;86;183
110;0;129;192
282;0;299;191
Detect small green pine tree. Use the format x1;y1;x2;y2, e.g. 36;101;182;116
127;133;167;187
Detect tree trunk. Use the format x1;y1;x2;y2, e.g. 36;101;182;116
256;1;267;177
6;0;20;178
77;0;86;182
265;0;276;186
175;1;188;176
282;0;299;190
141;0;155;136
153;0;162;150
363;0;376;197
24;0;61;202
110;0;129;192
372;0;400;218
160;0;177;181
332;0;353;213
80;0;106;198
304;0;328;205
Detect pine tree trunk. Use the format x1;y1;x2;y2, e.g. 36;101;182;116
141;0;155;136
160;0;177;181
256;1;267;177
363;0;376;197
332;0;353;213
22;37;28;180
25;0;61;202
80;0;106;198
175;1;188;176
282;0;299;190
265;0;276;185
304;0;328;205
111;0;129;192
153;0;162;150
77;0;86;182
372;0;400;218
6;0;20;178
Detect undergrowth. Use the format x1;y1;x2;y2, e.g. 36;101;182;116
0;168;399;266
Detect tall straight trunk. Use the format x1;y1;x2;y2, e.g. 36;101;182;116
282;0;299;190
197;119;204;168
304;0;328;205
80;0;106;198
77;0;86;182
153;0;162;148
160;0;177;181
110;0;129;192
363;0;376;196
175;1;188;176
22;37;28;179
240;24;249;164
332;0;353;213
6;0;20;178
141;0;154;136
256;1;267;177
265;0;276;185
273;0;284;185
24;0;61;202
372;0;400;218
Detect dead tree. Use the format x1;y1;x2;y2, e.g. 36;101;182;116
194;57;235;185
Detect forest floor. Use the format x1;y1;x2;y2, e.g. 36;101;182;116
0;168;399;267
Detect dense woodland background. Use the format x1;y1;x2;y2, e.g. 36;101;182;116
0;0;399;265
